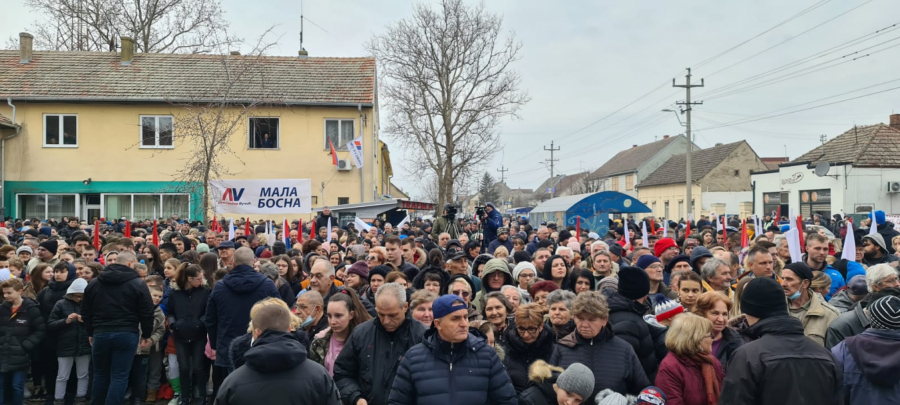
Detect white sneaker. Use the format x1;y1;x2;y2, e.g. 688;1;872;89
168;394;180;405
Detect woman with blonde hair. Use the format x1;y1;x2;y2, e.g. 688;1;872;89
655;313;723;405
229;297;310;369
692;292;743;372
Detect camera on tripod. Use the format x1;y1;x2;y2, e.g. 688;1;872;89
475;206;487;219
444;204;459;221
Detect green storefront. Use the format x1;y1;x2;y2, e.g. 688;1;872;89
4;181;204;221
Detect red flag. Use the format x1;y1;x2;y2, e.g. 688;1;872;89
310;221;316;240
797;214;805;253
152;219;159;246
297;219;303;243
650;218;655;236
776;206;782;223
741;219;749;249
329;139;338;166
245;218;251;236
124;220;131;238
283;218;290;245
0;221;6;228
211;215;218;233
685;218;691;237
93;220;101;250
722;216;727;242
576;217;581;240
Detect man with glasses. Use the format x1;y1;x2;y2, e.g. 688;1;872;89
861;233;899;269
27;240;60;273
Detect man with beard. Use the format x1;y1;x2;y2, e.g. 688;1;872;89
803;233;847;299
862;233;899;269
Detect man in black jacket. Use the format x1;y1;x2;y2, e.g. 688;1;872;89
604;266;664;382
216;304;340;405
721;277;842;405
333;283;426;405
316;207;336;236
82;251;155;405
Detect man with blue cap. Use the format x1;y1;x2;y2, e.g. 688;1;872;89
389;294;517;404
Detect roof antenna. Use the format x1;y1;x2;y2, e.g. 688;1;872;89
298;0;308;58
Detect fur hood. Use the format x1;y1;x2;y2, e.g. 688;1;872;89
527;360;562;383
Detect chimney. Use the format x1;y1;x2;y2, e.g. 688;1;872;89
663;135;669;139
19;32;33;64
632;144;638;149
891;114;900;129
120;36;134;65
230;51;241;55
715;143;723;147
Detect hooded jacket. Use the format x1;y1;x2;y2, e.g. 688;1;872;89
549;326;650;398
481;203;504;246
604;291;661;382
829;289;858;313
333;316;426;405
720;315;843;405
0;297;45;372
36;262;77;320
167;281;211;343
388;329;517;405
216;330;341;405
472;259;513;313
411;264;450;292
517;361;561;405
48;295;91;357
229;329;311;369
831;328;900;403
82;263;155;338
825;299;871;350
877;221;900;254
203;263;280;367
501;325;555;393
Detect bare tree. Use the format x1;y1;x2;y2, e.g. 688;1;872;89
568;173;601;195
10;0;235;53
369;0;529;210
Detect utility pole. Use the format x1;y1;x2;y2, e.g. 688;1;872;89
544;141;560;198
673;68;704;220
497;165;508;183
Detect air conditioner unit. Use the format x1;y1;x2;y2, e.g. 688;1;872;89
337;159;352;171
889;182;900;193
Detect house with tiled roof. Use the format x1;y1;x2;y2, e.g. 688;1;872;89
751;115;900;219
637;140;765;220
0;32;390;221
589;134;698;198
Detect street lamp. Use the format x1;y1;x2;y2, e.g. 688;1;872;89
661;109;685;127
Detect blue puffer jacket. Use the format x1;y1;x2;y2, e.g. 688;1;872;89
832;328;900;404
481;204;504;247
389;329;517;405
203;264;280;367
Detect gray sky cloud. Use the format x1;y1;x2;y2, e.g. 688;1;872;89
3;0;896;199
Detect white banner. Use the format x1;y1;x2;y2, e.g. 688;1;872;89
347;137;364;169
209;179;312;214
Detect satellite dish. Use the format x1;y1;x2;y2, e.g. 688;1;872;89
814;161;831;177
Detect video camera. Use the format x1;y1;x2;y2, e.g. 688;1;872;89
475;205;487;219
445;204;459;221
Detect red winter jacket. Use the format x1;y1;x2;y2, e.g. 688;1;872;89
654;353;723;405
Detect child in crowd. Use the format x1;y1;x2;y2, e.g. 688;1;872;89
0;278;46;405
129;286;165;404
48;278;90;405
8;257;23;278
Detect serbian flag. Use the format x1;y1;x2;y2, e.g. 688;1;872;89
741;219;749;249
797;214;805;253
124;220;131;238
283;218;289;245
245;218;251;236
93;220;101;250
152;219;159;246
329;139;338;166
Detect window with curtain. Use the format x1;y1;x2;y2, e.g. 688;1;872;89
162;195;190;218
18;195;46;218
104;195;133;219
48;195;77;218
325;119;354;150
134;195;161;219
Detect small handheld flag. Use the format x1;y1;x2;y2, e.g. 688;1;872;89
329;139;338;166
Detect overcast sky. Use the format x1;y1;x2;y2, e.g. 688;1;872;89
3;0;898;199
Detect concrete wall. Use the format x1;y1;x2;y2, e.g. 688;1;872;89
638;183;702;221
701;191;752;214
0;101;382;219
701;142;765;192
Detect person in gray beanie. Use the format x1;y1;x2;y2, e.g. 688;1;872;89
554;362;595;404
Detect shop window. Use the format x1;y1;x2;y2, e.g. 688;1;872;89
104;193;190;220
325;119;354;150
141;116;174;148
249;118;279;149
44;114;78;147
18;194;76;219
800;189;831;220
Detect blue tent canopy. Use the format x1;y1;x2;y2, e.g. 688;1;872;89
529;191;651;237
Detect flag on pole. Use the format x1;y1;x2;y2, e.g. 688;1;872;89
245;218;251;237
310;221;316;241
93;220;101;250
228;218;235;241
650;218;656;236
397;215;410;230
297;219;303;243
283;218;289;245
722;216;727;242
211;215;218;233
797;214;805;253
685;214;691;237
663;221;668;238
785;228;803;263
124;220;131;238
641;221;648;248
776;206;782;224
624;223;631;247
841;221;856;262
870;211;878;235
326;217;332;244
151;220;159;246
741;219;748;249
329;139;338;166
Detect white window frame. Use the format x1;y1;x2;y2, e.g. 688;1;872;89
43;114;79;148
248;117;281;150
100;193;191;220
323;119;355;151
16;193;80;219
139;115;175;149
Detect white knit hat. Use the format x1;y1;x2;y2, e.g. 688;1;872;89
67;278;88;295
512;262;536;281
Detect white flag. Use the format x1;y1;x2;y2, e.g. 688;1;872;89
841;221;856;262
228;218;235;241
267;221;274;246
870;211;878;235
326;217;332;244
347;137;364;169
397;215;410;229
662;222;668;238
624;222;631;247
785;228;803;263
789;209;796;230
641;221;648;248
354;217;372;232
716;214;722;233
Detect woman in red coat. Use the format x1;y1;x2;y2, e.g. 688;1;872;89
654;313;723;405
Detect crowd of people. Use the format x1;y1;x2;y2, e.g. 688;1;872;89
0;205;898;405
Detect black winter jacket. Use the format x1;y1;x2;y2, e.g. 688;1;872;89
229;329;311;369
333;317;426;405
203;264;280;367
502;326;555;393
82;263;155;338
215;330;340;405
389;329;518;405
48;297;91;357
36;275;74;349
549;327;650;398
166;285;211;343
604;291;661;381
720;315;843;405
0;297;46;372
518;380;556;405
715;326;744;373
